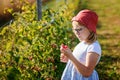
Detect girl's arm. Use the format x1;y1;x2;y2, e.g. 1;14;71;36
61;47;99;77
70;52;99;77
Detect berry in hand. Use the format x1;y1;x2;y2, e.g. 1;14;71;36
61;44;68;49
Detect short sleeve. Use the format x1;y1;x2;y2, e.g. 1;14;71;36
87;41;101;56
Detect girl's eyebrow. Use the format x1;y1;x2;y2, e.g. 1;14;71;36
73;27;85;29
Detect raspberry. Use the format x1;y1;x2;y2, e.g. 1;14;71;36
61;45;68;49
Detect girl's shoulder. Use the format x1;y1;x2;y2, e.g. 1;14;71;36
87;41;101;55
89;40;101;46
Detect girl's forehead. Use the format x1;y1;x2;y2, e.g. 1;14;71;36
72;21;85;28
72;21;84;25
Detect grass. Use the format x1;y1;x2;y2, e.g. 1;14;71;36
83;0;120;79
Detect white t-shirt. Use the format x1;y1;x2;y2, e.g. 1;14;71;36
61;41;102;80
72;41;101;65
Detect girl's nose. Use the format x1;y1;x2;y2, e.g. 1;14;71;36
76;31;81;35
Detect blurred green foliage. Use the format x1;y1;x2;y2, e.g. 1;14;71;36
0;0;80;80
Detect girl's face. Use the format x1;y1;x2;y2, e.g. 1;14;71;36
72;21;90;41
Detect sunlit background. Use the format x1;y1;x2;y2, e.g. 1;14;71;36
0;0;120;80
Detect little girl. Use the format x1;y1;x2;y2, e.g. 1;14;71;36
60;9;102;80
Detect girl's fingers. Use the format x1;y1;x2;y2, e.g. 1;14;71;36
60;53;68;63
60;53;64;59
60;44;68;52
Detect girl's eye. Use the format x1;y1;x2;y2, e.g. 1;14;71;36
73;28;85;32
78;28;83;31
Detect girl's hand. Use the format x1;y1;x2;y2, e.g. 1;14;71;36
60;44;73;58
60;53;68;63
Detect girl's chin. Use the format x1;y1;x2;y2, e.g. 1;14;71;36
78;37;85;41
77;36;84;41
78;38;82;41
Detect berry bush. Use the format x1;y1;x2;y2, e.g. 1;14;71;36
0;1;80;80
